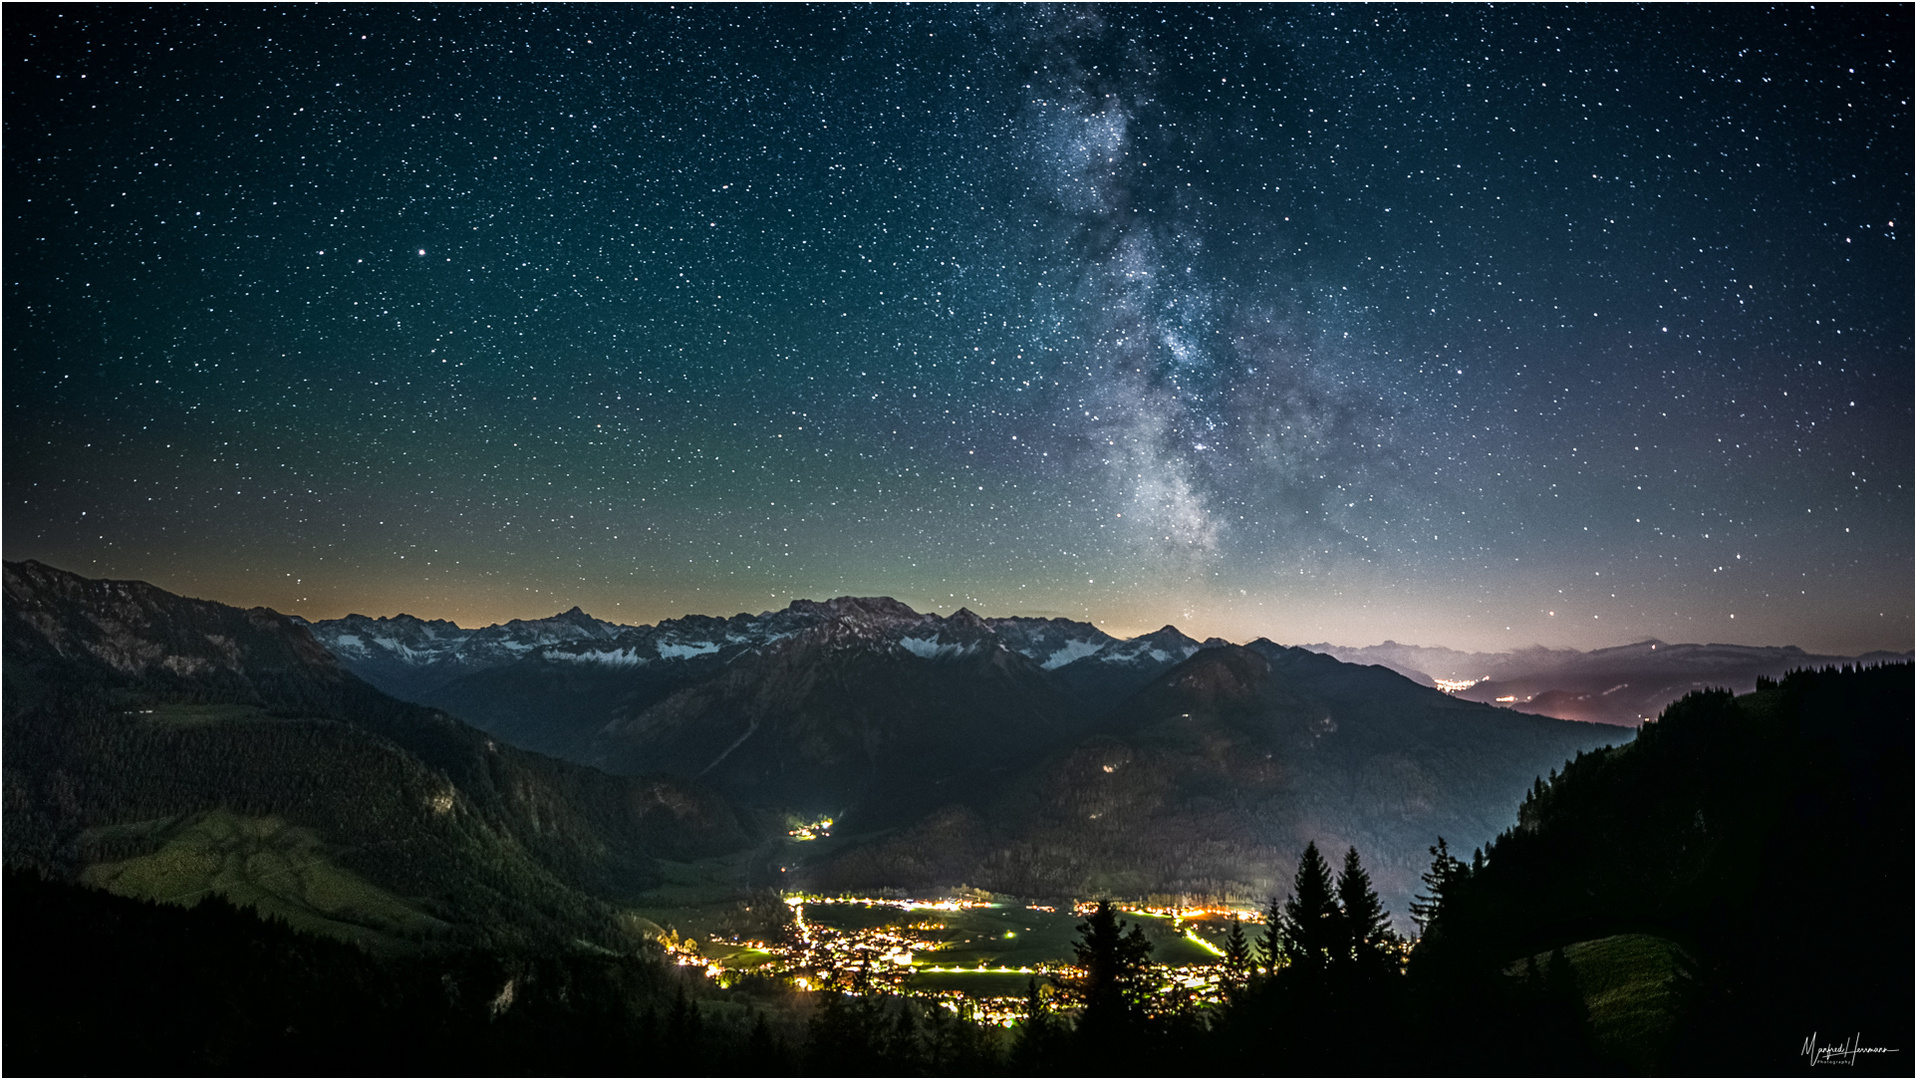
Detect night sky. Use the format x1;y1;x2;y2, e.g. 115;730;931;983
7;5;1910;654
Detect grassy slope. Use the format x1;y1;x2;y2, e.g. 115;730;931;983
81;807;447;948
1508;933;1696;1074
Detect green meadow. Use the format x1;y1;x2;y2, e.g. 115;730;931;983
81;808;446;948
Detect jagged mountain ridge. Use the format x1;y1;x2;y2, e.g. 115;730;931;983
308;598;1199;695
300;606;627;703
307;597;1218;763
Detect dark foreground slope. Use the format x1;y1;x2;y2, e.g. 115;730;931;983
1413;663;1913;1074
810;642;1624;917
2;869;723;1077
2;561;747;951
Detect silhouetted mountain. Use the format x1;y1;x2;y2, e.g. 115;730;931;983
1305;638;1911;726
3;560;746;951
809;641;1624;919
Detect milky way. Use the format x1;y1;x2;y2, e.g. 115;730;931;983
6;6;1910;652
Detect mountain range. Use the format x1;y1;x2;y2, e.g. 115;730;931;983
301;590;1624;918
303;600;1220;772
310;604;1905;736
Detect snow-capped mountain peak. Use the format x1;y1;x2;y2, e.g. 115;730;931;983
303;595;1220;707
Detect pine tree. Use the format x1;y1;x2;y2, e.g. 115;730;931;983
1070;900;1154;1059
1011;978;1058;1071
1278;841;1342;978
1409;837;1464;936
803;991;887;1074
1221;913;1252;990
1257;896;1284;977
1335;846;1395;979
664;984;703;1072
882;998;926;1074
1542;946;1594;1054
742;1012;784;1073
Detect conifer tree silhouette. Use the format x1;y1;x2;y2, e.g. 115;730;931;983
1258;895;1284;977
1070;900;1154;1064
1277;841;1342;980
1221;913;1252;991
1335;845;1396;980
1409;836;1463;937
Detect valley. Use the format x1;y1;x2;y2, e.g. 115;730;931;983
5;560;1906;1074
657;886;1243;1025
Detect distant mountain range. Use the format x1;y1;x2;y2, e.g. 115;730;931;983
306;600;1215;699
302;592;1626;919
305;601;1906;741
303;600;1222;768
1307;639;1912;726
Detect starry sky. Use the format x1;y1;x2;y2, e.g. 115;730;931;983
7;5;1911;654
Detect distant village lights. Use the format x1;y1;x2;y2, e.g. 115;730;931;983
787;816;834;841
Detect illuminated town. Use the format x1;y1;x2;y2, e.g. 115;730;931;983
785;816;835;841
659;893;1273;1025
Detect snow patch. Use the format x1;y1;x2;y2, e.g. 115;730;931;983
657;640;720;659
1040;638;1104;670
898;636;972;659
547;648;649;667
370;636;447;661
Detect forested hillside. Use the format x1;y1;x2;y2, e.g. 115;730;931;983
3;560;749;951
809;642;1623;917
